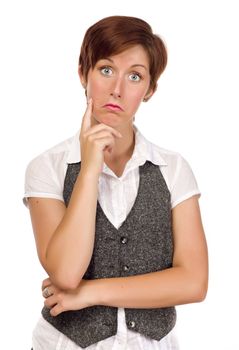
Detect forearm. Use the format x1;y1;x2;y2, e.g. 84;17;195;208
95;267;208;309
46;170;99;289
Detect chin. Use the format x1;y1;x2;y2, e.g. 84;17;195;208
93;111;120;126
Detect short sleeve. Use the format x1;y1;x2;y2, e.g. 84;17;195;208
23;153;65;209
170;155;201;209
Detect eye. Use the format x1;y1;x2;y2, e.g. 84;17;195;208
129;72;142;82
100;66;113;76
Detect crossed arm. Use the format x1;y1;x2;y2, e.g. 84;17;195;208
38;194;208;316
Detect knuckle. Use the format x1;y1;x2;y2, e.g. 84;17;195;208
60;299;65;308
93;139;100;146
58;299;65;309
44;299;49;308
88;134;93;142
50;308;56;316
81;132;87;140
57;292;64;301
108;126;117;133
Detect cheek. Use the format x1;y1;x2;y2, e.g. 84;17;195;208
87;78;106;99
127;89;145;110
86;80;107;120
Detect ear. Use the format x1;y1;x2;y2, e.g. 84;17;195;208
78;65;87;89
143;84;157;102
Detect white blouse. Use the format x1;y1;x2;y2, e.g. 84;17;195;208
23;124;201;350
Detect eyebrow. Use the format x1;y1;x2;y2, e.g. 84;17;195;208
99;57;147;70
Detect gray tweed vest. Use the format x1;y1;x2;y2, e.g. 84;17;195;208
42;160;176;348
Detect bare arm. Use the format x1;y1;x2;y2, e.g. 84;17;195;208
42;195;208;315
28;170;99;290
28;99;122;290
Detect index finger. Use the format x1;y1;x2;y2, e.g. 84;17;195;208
80;98;93;133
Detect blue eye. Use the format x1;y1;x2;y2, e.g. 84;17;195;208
100;66;113;76
129;73;142;82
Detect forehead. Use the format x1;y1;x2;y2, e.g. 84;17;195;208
99;45;150;68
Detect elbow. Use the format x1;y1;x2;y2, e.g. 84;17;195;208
49;271;82;290
192;285;207;303
190;278;208;303
44;252;83;290
44;258;83;290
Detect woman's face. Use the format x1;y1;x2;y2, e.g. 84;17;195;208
79;45;153;130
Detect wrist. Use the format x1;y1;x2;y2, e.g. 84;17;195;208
87;278;106;306
79;168;100;181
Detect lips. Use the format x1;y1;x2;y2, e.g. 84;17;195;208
103;103;123;111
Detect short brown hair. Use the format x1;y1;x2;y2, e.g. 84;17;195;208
79;16;167;93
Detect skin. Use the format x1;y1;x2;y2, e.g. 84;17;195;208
29;45;208;317
43;196;208;316
79;45;154;175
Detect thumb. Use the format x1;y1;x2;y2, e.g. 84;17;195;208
81;98;93;133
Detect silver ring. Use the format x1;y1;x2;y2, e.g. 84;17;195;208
43;287;52;298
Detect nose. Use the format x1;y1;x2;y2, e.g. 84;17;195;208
110;75;124;99
110;91;121;99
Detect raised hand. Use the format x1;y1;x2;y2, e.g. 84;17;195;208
79;99;122;176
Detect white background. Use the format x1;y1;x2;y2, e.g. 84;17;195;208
0;0;238;349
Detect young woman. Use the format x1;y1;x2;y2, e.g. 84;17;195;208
24;15;208;350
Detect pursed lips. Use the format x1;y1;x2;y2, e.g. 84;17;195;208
103;103;124;111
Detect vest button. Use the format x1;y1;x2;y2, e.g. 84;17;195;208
121;236;127;244
129;320;135;328
123;265;130;271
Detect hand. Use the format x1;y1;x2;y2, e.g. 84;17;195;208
42;277;96;316
79;98;122;176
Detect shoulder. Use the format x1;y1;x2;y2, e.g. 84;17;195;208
23;134;75;208
25;134;74;174
149;141;201;208
149;140;188;177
